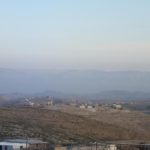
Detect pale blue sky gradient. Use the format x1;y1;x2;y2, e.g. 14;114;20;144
0;0;150;70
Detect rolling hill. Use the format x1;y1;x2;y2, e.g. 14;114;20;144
0;107;150;144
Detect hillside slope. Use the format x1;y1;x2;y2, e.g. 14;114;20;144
0;107;150;144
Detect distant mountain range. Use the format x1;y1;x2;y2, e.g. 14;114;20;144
0;68;150;100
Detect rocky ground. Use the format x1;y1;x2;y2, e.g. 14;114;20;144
0;107;150;144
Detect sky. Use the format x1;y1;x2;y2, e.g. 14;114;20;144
0;0;150;71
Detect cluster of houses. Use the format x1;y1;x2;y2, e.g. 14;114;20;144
23;97;54;108
78;103;123;112
0;139;150;150
19;96;124;113
0;138;49;150
54;144;118;150
79;104;96;112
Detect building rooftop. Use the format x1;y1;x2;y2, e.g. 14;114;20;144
104;140;150;146
0;138;47;144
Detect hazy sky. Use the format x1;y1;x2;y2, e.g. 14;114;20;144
0;0;150;70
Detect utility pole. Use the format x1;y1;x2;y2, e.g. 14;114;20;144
26;135;28;150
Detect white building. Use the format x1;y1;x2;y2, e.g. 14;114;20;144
112;104;123;110
107;144;117;150
0;141;27;150
87;105;96;112
47;100;53;106
0;139;48;150
79;104;86;109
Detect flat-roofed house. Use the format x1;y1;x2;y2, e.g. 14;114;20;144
0;139;49;150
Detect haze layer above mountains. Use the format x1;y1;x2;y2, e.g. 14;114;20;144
0;69;150;99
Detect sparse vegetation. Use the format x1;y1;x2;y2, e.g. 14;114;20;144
0;107;150;144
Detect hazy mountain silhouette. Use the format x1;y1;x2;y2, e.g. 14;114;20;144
0;68;150;99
